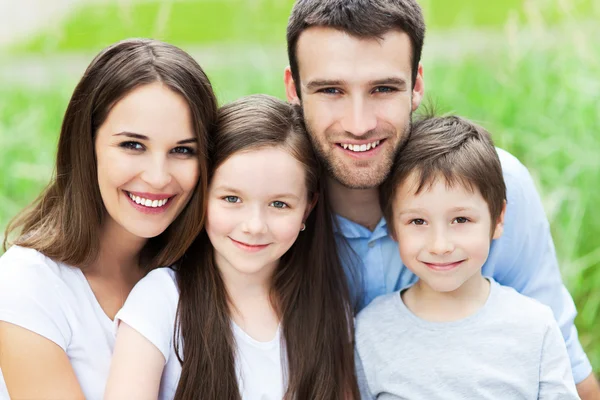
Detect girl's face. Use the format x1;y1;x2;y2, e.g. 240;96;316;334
206;147;310;281
95;82;200;241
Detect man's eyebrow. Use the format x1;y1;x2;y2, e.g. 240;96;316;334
113;131;197;145
370;77;408;87
305;79;346;90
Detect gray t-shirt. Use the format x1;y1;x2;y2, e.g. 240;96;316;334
355;278;579;400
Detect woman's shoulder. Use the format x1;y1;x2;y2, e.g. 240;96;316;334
0;245;76;284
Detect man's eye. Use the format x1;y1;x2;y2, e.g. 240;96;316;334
270;201;288;209
410;219;426;225
453;217;469;224
120;141;144;151
223;196;240;203
374;86;396;94
319;88;341;95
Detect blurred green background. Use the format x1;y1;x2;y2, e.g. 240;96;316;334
0;0;598;373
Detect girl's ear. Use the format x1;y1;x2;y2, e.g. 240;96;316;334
303;193;319;221
492;200;507;240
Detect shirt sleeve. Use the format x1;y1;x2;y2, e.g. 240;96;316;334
355;348;375;400
538;315;580;399
488;149;592;383
0;254;71;350
114;267;179;364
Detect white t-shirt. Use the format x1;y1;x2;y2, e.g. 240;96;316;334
0;245;115;400
115;267;286;399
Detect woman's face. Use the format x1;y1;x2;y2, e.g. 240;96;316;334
206;147;310;282
95;82;200;240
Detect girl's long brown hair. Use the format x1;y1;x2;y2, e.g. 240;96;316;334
3;39;218;270
174;95;359;399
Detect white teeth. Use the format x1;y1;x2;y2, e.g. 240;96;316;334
127;192;170;208
341;140;382;153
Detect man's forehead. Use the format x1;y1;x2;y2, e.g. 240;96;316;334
295;26;413;82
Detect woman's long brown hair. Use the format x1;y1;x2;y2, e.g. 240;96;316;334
174;95;359;399
3;39;218;270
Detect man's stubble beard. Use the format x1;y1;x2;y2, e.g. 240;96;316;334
304;116;412;190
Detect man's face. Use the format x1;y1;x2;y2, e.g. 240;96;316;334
285;27;424;189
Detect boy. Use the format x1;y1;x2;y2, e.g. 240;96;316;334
355;115;579;399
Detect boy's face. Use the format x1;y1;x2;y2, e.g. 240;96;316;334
285;27;424;189
391;173;505;293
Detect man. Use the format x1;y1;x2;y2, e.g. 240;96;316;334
283;0;599;397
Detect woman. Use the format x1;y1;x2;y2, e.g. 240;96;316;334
0;38;217;399
105;95;359;399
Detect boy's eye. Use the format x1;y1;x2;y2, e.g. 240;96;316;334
270;201;288;209
172;146;196;155
223;196;240;203
410;218;426;226
120;141;144;151
453;217;469;224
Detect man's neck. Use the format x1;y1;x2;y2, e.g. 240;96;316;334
327;176;383;231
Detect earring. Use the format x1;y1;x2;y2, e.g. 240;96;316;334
300;223;306;232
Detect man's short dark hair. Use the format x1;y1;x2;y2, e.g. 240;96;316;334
381;115;507;238
287;0;426;97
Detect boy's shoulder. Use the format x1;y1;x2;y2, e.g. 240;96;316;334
355;291;408;338
489;278;556;330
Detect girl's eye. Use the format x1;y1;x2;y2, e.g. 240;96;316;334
172;146;196;156
453;217;469;224
270;201;288;209
410;219;426;226
223;196;240;203
120;141;144;151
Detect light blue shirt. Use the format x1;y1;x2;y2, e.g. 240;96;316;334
335;148;592;384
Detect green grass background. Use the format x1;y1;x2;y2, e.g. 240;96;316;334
1;0;598;373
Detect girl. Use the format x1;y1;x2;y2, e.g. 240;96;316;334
0;39;217;399
105;95;359;399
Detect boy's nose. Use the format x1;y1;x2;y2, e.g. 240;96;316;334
428;229;454;255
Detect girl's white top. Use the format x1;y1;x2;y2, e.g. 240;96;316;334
0;245;115;400
115;267;286;400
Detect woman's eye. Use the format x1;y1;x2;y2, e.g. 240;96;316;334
410;219;426;226
223;196;240;203
453;217;469;224
270;201;288;209
120;141;144;151
172;146;196;155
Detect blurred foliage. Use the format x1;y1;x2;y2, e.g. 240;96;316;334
0;0;598;374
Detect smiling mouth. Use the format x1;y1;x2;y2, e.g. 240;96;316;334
125;191;174;208
229;237;270;252
336;139;384;153
423;260;465;271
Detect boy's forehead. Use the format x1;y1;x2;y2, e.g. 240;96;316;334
395;170;479;202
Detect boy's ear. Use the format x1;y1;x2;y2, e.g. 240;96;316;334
492;200;507;240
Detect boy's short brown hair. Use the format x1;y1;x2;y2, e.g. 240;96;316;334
381;115;507;238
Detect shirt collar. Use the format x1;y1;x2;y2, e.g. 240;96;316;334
333;214;389;240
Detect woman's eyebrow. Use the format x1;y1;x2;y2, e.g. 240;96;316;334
113;131;197;144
